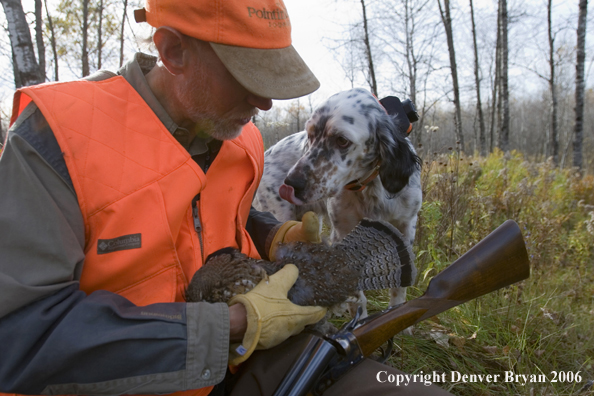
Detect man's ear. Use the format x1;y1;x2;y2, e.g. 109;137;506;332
153;27;188;75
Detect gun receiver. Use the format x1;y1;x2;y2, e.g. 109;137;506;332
272;220;530;396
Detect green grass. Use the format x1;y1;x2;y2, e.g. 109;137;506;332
351;150;594;395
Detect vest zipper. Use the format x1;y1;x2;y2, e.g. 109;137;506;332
191;195;204;259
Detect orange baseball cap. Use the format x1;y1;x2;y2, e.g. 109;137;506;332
134;0;320;99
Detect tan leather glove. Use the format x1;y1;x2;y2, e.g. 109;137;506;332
269;212;321;260
228;264;327;365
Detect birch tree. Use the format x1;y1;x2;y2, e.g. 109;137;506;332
1;0;42;87
497;0;510;152
547;0;559;164
573;0;588;170
470;0;486;156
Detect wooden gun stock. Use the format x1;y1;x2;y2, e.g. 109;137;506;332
353;219;530;356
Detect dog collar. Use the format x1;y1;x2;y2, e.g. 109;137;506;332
344;160;381;192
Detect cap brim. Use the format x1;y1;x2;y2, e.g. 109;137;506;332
210;43;320;100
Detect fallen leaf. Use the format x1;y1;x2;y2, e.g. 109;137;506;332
430;330;450;348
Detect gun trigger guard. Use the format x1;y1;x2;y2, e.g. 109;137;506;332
311;324;365;395
372;336;394;364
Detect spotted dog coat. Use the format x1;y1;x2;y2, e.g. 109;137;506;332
254;88;422;316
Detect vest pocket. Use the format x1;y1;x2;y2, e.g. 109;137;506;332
80;183;182;305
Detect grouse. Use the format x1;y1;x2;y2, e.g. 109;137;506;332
185;219;416;308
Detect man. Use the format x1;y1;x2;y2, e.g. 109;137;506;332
0;0;453;394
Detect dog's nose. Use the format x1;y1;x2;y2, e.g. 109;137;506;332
284;174;307;197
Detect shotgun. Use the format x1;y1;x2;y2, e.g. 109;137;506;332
272;219;530;396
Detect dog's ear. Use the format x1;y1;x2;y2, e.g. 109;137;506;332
376;114;421;196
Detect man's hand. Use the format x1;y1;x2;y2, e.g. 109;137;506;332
228;264;327;365
269;212;321;260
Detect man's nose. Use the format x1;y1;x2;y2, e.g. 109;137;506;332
247;94;273;111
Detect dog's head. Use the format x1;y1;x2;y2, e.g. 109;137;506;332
280;88;421;205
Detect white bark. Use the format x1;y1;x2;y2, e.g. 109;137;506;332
1;0;42;87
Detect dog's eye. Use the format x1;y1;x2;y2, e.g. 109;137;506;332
336;136;351;149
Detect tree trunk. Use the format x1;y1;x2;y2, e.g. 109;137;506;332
34;0;45;82
81;0;90;77
1;0;42;87
470;0;486;156
404;0;416;103
573;0;588;170
489;77;497;153
438;0;464;151
547;0;559;164
360;0;378;97
404;0;421;145
490;2;503;155
45;0;59;80
489;7;501;155
498;0;510;152
120;0;128;67
11;48;23;88
97;0;103;69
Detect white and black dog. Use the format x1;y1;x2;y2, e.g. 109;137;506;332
254;88;422;316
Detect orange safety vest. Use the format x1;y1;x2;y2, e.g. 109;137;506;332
9;77;264;396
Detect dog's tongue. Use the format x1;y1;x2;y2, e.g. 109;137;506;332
279;184;303;205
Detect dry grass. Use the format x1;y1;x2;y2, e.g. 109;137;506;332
360;149;594;395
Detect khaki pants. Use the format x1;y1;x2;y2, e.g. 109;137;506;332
218;333;454;396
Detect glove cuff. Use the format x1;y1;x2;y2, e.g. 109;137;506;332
268;221;300;261
228;296;262;365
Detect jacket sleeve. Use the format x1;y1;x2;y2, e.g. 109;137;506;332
246;207;282;260
0;105;229;395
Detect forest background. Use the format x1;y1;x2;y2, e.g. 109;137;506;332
1;0;593;394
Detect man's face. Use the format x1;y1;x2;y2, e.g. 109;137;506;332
176;38;272;140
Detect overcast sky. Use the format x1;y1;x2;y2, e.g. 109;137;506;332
0;0;590;117
283;0;357;101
